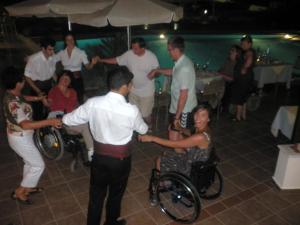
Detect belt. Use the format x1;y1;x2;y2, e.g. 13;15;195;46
94;141;130;159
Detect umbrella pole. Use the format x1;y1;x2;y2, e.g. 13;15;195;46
127;26;131;50
68;16;72;31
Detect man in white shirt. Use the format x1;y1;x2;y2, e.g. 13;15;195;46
24;37;56;120
98;37;159;130
63;66;148;225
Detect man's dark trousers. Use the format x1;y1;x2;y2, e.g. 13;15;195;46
87;154;131;225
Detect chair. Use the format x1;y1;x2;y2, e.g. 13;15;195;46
148;150;223;224
197;78;225;119
154;78;171;130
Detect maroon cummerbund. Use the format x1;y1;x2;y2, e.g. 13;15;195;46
94;141;130;159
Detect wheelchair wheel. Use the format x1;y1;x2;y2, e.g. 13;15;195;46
198;167;223;200
155;172;201;224
34;127;64;160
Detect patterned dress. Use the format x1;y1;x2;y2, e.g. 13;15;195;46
160;132;212;176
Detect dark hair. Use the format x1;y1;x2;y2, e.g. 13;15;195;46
63;32;78;48
192;103;211;117
167;36;185;52
1;66;24;90
40;37;56;49
57;70;74;85
131;37;146;48
108;66;133;90
230;44;242;58
241;34;253;43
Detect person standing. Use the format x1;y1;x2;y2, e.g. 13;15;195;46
62;66;148;225
231;35;256;121
98;37;159;130
1;66;62;204
148;36;197;146
55;32;98;103
218;45;242;112
24;37;57;120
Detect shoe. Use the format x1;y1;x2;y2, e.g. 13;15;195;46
11;192;32;205
87;150;94;162
104;219;126;225
231;117;241;122
28;187;44;195
149;192;158;207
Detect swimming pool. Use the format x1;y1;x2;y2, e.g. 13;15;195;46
55;34;300;90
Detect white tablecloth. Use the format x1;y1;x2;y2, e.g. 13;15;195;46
254;64;293;89
195;71;223;92
271;106;299;139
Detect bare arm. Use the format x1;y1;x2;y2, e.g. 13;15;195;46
147;68;172;79
24;95;46;102
19;118;62;130
25;76;42;95
241;51;253;74
84;56;99;70
139;134;204;149
98;57;118;65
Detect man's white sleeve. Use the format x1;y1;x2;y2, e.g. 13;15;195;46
133;107;148;134
62;100;91;126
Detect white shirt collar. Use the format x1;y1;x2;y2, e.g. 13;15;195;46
107;91;126;102
175;54;185;66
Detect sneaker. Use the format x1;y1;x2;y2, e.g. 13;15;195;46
104;219;126;225
88;150;94;162
149;192;158;206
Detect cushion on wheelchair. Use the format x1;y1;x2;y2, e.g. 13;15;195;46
190;150;219;192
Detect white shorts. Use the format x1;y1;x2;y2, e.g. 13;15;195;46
129;93;154;118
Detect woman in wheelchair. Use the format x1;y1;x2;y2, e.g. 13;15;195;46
46;70;94;161
139;104;221;223
139;104;212;177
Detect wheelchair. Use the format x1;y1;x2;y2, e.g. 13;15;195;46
33;125;89;172
149;150;223;224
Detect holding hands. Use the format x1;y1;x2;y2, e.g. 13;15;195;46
147;69;158;80
47;118;62;129
138;134;155;142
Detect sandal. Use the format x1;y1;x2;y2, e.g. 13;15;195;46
11;192;33;205
28;187;44;195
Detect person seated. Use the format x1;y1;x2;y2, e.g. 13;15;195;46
139;104;212;177
46;70;94;161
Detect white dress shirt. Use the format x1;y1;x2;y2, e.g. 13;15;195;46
62;92;148;145
24;51;57;81
55;47;89;72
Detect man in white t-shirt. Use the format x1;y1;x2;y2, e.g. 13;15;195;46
98;38;159;130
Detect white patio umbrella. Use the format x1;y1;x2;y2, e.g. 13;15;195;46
5;0;114;30
70;0;183;47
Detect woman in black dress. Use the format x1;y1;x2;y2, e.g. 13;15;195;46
231;35;256;121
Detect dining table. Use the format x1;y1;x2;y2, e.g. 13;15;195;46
195;70;224;93
271;105;299;140
254;63;293;89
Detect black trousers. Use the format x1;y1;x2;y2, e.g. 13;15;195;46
87;154;131;225
72;77;84;104
30;79;52;120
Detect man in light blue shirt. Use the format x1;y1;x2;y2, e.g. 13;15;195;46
148;36;197;146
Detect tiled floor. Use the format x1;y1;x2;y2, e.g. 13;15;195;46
1;83;300;225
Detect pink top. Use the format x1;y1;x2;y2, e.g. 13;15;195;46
48;86;78;113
